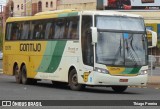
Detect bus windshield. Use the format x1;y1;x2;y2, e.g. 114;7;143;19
96;16;145;31
95;16;147;67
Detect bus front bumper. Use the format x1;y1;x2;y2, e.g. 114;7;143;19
89;72;148;86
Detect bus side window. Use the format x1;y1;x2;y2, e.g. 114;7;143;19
45;22;54;39
16;23;23;40
11;23;19;40
67;17;79;39
40;22;47;39
6;23;12;40
45;22;51;39
21;22;30;40
54;18;65;39
30;22;34;40
35;25;40;39
81;16;93;66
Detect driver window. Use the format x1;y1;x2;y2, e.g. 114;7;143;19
81;16;93;66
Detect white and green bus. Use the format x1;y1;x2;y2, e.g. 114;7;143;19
3;9;157;93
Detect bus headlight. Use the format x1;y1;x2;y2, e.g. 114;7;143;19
94;67;109;74
139;70;148;75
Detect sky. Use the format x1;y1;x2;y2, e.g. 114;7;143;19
0;0;6;6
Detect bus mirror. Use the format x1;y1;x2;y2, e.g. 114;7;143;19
91;27;98;43
147;29;157;48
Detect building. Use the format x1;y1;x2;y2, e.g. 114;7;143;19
57;0;97;10
4;0;57;17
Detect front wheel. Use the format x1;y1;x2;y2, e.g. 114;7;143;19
69;69;85;91
111;86;128;93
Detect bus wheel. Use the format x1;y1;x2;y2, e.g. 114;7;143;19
69;69;85;91
21;65;29;85
111;86;128;93
14;65;22;84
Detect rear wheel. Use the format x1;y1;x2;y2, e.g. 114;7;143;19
69;69;85;91
111;86;128;93
14;65;22;84
21;65;29;85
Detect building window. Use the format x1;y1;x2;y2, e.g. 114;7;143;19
17;5;19;10
21;4;23;10
46;2;48;8
50;1;53;8
38;1;42;12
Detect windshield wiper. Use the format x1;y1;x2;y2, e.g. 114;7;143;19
125;37;139;66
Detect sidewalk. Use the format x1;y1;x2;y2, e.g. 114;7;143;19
147;76;160;85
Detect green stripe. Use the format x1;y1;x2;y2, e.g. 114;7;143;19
122;67;141;74
37;41;67;73
46;41;67;73
37;41;57;72
58;12;78;17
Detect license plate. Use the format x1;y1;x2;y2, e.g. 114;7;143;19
119;79;128;82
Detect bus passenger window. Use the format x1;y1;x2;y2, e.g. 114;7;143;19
6;23;12;40
35;25;43;39
35;25;40;39
67;17;79;39
16;23;23;40
45;22;52;39
33;21;45;40
49;26;54;39
21;22;30;40
71;23;78;39
30;23;34;40
11;23;19;40
39;25;44;39
54;19;65;39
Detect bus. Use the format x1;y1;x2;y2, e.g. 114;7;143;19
3;9;157;93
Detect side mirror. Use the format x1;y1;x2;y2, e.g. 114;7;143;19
91;27;98;43
146;29;157;48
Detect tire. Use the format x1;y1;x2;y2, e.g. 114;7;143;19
14;65;22;84
21;65;29;85
111;86;128;93
69;69;85;91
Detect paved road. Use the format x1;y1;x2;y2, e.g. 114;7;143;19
0;74;160;109
0;74;158;100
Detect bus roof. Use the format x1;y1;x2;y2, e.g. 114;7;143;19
6;9;143;22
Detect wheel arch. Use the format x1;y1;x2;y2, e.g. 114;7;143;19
20;62;26;71
68;66;76;82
